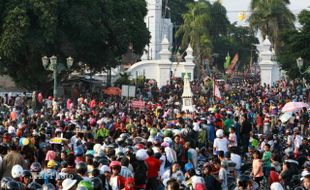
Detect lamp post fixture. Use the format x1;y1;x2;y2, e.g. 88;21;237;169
42;55;74;98
296;57;310;87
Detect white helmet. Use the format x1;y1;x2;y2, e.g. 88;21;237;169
135;149;149;161
216;129;224;138
11;164;23;178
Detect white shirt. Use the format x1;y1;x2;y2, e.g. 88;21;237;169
231;153;242;170
110;176;121;190
187;148;198;169
159;154;166;177
161;170;184;186
219;168;228;190
213;137;228;154
228;133;237;147
294;135;303;150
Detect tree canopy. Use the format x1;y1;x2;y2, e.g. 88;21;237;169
278;10;310;80
176;0;258;77
249;0;295;52
0;0;150;90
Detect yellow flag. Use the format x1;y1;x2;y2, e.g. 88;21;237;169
238;12;246;21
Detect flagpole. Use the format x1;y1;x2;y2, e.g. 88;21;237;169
213;77;215;105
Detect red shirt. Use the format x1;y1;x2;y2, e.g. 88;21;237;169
269;170;280;185
145;156;160;178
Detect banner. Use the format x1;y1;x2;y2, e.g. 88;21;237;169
213;81;221;99
224;53;231;69
131;100;145;109
226;53;238;74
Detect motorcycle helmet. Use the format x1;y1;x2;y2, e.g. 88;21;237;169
11;164;23;179
1;177;12;189
216;129;224;138
42;183;55;190
74;147;84;157
77;180;94;190
27;181;42;190
21;170;32;178
5;181;19;190
30;162;41;172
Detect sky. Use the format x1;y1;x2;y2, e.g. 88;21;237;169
215;0;310;24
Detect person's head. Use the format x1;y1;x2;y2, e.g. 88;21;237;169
121;157;130;167
146;148;154;157
171;162;180;173
203;164;212;175
264;144;270;152
21;170;32;185
253;150;261;159
173;135;180;143
229;127;235;133
304;174;310;189
218;151;224;160
186;168;196;177
109;161;121;176
166;179;179;190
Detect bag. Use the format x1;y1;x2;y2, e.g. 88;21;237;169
195;183;207;190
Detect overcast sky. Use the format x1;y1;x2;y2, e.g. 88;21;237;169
216;0;310;24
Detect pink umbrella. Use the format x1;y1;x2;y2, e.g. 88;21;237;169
281;102;310;113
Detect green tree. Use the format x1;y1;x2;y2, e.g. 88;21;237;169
176;0;212;78
278;10;310;80
0;0;149;90
249;0;295;52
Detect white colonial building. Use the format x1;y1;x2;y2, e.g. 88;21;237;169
127;0;195;88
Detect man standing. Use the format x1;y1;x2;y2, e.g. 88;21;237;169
145;148;161;190
240;114;252;155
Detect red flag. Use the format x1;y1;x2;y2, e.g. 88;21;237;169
226;53;238;74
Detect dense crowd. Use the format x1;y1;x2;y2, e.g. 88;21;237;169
0;77;309;190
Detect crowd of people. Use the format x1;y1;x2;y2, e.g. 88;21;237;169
0;77;309;190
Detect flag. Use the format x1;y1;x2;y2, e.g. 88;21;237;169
213;80;221;99
226;53;239;74
224;53;231;69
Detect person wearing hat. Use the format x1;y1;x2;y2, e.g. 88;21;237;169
109;161;125;190
62;178;78;190
39;160;58;185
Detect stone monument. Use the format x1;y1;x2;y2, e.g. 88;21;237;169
182;73;195;112
258;36;280;86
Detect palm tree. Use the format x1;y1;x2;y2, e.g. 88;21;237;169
176;0;212;78
249;0;295;53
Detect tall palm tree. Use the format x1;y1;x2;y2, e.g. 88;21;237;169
249;0;295;53
176;0;212;78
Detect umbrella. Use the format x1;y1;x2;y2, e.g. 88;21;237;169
280;112;293;123
281;102;309;113
103;87;121;96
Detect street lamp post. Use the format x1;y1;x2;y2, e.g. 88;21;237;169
296;57;310;87
42;55;73;98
